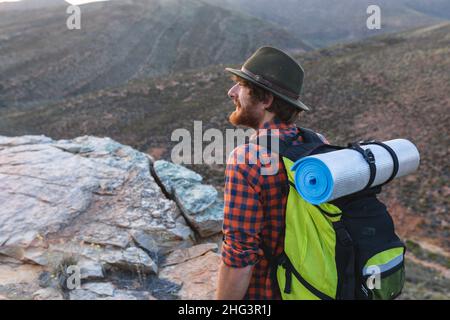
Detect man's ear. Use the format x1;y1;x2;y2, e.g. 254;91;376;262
263;93;274;110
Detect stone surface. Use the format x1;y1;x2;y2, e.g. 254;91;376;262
102;247;158;274
69;289;100;300
33;287;64;300
0;263;43;300
0;135;195;268
69;287;156;300
173;181;223;238
79;260;104;280
0;264;43;286
153;160;223;238
162;243;218;267
159;250;221;300
82;282;115;296
153;160;202;195
0;134;224;300
174;182;217;213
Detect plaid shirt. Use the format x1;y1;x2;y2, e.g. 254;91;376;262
222;117;312;300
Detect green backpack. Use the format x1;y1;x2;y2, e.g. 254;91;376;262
257;128;406;300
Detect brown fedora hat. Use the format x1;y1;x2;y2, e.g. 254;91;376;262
225;46;310;111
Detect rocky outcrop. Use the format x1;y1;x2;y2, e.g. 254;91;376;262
0;135;223;300
159;244;221;300
153;160;223;237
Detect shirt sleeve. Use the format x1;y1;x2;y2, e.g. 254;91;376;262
221;145;265;268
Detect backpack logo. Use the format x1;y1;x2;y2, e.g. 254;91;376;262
366;265;381;290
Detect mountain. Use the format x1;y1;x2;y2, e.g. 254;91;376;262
0;0;311;105
2;22;448;255
205;0;450;47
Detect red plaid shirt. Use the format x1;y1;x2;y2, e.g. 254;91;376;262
222;117;313;300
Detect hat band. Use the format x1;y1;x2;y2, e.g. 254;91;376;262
241;67;300;100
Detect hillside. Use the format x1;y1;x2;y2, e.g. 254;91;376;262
206;0;450;47
0;0;310;106
2;22;448;251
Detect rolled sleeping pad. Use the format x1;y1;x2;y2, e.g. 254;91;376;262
291;139;420;204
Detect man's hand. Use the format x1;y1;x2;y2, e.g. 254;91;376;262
216;261;254;300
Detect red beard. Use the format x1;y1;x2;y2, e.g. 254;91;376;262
229;99;260;129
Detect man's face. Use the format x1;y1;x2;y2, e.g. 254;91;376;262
227;80;265;129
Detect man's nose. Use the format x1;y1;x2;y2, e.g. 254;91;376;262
228;84;239;99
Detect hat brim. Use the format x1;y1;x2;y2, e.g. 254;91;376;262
225;67;311;112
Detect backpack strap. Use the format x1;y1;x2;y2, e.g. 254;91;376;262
348;142;377;190
298;127;324;143
360;140;400;186
348;140;400;190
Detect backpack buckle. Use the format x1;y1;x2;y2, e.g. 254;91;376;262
363;148;375;164
333;222;353;247
337;228;353;247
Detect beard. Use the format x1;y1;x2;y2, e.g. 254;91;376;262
228;99;261;129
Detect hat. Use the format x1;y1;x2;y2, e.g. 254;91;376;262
225;46;310;111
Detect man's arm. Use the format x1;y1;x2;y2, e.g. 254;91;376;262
218;144;264;300
216;262;254;300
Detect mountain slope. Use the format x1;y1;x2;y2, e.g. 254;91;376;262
2;22;448;252
0;0;311;105
206;0;450;47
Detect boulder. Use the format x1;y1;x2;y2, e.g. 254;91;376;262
159;245;221;300
153;160;223;237
0;135;223;300
153;160;202;195
0;135;195;269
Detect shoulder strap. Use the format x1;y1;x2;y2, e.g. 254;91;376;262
282;128;345;161
298;127;324;144
360;140;399;186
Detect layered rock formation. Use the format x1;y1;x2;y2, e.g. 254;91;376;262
0;135;223;300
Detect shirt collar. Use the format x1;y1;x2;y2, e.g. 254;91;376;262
251;116;299;142
258;116;297;132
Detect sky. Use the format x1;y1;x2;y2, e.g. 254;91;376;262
0;0;110;4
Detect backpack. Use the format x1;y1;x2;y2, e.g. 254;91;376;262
255;127;406;300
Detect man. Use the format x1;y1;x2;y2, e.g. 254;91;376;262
216;46;327;300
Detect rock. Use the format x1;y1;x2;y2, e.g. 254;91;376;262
68;281;158;300
0;264;43;287
69;289;100;300
162;243;218;267
0;134;225;300
153;160;223;237
174;181;223;237
159;251;221;300
79;260;104;280
147;277;182;300
196;233;224;253
38;271;58;288
187;199;224;238
103;290;156;300
174;182;217;213
33;287;64;300
101;247;158;274
77;223;131;249
0;263;43;300
130;220;195;256
82;282;115;296
0;135;52;147
146;154;155;165
153;160;202;195
0;135;194;266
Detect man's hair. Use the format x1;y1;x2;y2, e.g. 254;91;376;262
232;75;302;124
